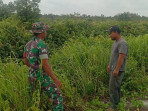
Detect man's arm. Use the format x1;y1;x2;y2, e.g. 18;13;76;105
24;58;30;67
42;59;57;81
113;53;126;76
23;51;30;67
42;59;62;89
113;42;128;76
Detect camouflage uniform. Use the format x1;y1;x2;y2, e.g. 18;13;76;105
23;22;63;111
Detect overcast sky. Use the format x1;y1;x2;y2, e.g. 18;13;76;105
3;0;148;16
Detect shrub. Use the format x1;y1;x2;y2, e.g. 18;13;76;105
0;16;32;58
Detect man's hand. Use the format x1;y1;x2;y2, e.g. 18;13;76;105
113;69;119;77
107;65;110;73
54;79;62;89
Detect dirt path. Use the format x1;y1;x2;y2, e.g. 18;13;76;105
143;100;148;108
142;100;148;110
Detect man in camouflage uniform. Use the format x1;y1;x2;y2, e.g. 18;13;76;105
23;22;63;111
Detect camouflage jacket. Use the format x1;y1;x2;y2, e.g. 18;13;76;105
23;36;48;70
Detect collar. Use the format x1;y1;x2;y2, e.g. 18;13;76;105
34;36;39;40
32;36;40;41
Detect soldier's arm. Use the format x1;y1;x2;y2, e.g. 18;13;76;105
24;58;30;67
23;52;30;67
42;59;62;89
38;41;62;89
42;59;57;80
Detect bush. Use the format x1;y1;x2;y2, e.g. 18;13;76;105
0;35;147;110
42;18;148;54
0;16;148;58
0;16;32;58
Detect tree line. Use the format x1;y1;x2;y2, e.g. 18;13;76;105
0;0;148;22
42;12;148;21
0;0;40;22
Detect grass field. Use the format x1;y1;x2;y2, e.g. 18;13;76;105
0;35;147;111
0;0;148;110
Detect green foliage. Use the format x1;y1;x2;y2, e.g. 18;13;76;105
41;18;148;54
49;36;148;109
131;98;144;108
14;0;41;22
0;16;148;58
114;12;141;21
0;0;41;22
0;16;31;58
88;97;109;109
0;13;147;110
42;12;148;21
27;89;41;111
0;35;147;110
121;35;148;95
0;58;30;111
0;58;53;111
117;97;128;111
50;37;111;99
0;0;15;21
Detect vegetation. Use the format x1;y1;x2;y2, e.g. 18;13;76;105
0;0;148;110
0;16;31;58
1;16;148;58
0;36;147;110
0;0;40;22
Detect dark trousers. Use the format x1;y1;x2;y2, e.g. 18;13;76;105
109;71;124;108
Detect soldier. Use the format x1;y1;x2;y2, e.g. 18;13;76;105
23;22;63;111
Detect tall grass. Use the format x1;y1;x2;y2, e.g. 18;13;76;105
50;35;148;108
0;58;30;111
0;35;147;110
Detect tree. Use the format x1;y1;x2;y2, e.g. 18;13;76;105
0;0;9;20
7;2;16;13
0;0;15;21
0;0;2;5
114;12;141;21
14;0;41;22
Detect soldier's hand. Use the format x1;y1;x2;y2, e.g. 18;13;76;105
54;79;62;89
107;66;110;73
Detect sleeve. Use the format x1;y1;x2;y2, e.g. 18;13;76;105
23;45;27;58
118;42;128;55
38;41;48;59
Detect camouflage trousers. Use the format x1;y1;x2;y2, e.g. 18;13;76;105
28;69;63;111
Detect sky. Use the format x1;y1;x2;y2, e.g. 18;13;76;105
3;0;148;17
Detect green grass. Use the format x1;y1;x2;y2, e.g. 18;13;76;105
0;58;30;111
0;35;148;110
